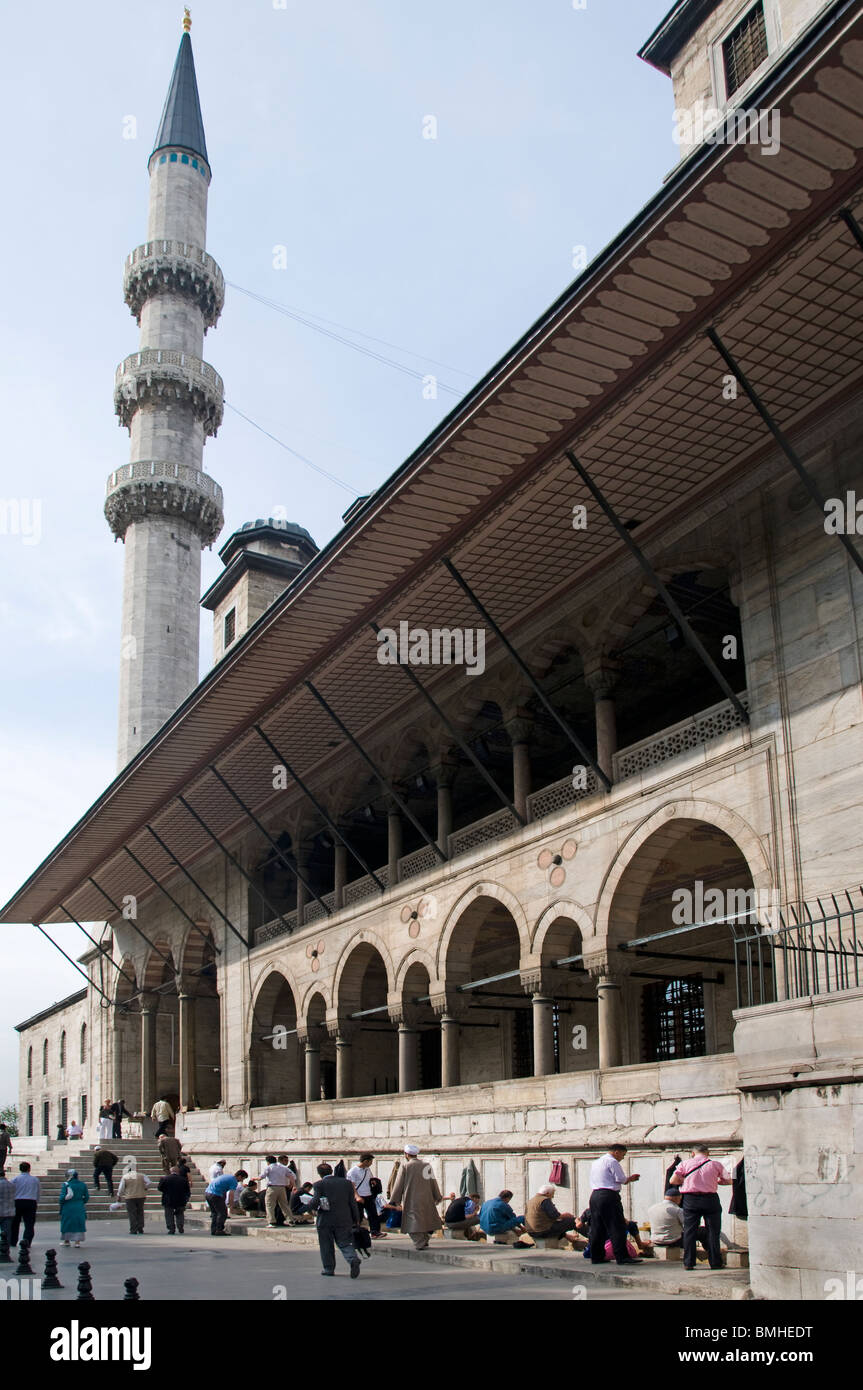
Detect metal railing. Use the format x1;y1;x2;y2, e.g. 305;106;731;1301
734;887;863;1008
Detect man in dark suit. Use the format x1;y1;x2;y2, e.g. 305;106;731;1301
307;1162;361;1278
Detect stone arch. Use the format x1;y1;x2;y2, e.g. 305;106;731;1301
531;899;595;956
334;939;398;1098
332;929;396;1013
594;800;774;1067
436;881;530;980
248;968;302;1107
141;941;176;993
594;799;774;947
393;945;438;995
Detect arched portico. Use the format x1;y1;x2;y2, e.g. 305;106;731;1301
249;968;302;1106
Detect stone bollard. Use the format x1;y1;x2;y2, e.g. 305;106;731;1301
123;1277;140;1300
76;1261;95;1300
42;1248;64;1289
15;1238;33;1277
0;1225;11;1263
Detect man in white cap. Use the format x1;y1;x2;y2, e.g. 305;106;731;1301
389;1144;442;1250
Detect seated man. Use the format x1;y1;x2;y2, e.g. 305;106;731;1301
646;1189;709;1254
239;1179;266;1216
525;1185;583;1247
444;1191;482;1239
479;1189;528;1245
289;1182;316;1224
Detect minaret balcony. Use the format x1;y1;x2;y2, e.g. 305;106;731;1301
114;349;224;436
104;459;224;544
124;240;225;328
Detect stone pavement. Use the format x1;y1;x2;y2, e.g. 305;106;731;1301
8;1220;701;1302
182;1214;749;1300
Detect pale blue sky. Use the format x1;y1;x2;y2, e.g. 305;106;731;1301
0;0;676;1103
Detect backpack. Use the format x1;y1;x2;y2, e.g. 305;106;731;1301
354;1225;373;1257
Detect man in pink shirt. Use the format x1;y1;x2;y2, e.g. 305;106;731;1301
670;1144;733;1271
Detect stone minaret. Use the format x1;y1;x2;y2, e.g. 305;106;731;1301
106;11;224;769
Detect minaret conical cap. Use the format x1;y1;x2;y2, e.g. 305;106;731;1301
151;30;209;165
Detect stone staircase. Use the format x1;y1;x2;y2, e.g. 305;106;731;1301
29;1139;209;1221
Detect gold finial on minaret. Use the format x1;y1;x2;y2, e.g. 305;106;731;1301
183;7;191;32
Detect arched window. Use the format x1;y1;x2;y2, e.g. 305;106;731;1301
80;1023;87;1063
60;1031;67;1068
27;1046;32;1081
42;1039;48;1074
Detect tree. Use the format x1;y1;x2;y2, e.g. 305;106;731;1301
0;1105;19;1136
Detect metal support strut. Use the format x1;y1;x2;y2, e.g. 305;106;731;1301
442;556;613;789
32;923;114;1005
254;725;386;893
144;825;249;951
87;876;177;968
177;795;297;937
207;763;331;914
58;903;137;987
122;847;222;955
565;450;750;723
305;681;446;862
706;328;863;579
368;620;525;826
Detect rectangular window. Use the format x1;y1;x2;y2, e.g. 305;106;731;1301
81;1095;88;1127
60;1097;68;1132
27;1105;33;1137
224;608;236;648
642;976;706;1061
42;1101;49;1136
722;2;768;97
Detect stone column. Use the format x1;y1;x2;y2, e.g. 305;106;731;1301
390;1003;420;1092
333;839;347;910
387;803;402;886
432;994;464;1088
432;754;458;852
506;714;534;821
299;1026;322;1102
295;844;310;928
596;974;624;1070
329;1023;355;1100
177;979;197;1111
139;993;158;1113
532;996;556;1076
585;661;620;786
112;1015;124;1100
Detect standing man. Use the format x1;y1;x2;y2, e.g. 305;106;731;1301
10;1161;40;1247
588;1142;641;1266
110;1099;131;1140
205;1167;243;1236
670;1144;733;1271
0;1168;15;1252
347;1151;384;1239
308;1162;360;1279
208;1158;227;1183
158;1164;191;1235
117;1164;151;1235
389;1143;442;1251
263;1154;293;1227
150;1096;174;1138
158;1133;183;1174
92;1145;119;1196
0;1123;12;1168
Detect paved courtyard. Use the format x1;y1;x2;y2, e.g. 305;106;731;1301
12;1222;701;1302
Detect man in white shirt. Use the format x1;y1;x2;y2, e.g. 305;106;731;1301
588;1143;640;1266
346;1151;384;1239
11;1162;41;1246
263;1154;294;1226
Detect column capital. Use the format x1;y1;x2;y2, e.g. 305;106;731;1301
519;968;554;996
388;998;421;1028
428;991;469;1021
505;711;534;745
326;1018;358;1043
138;991;159;1013
583;659;621;700
296;1022;323;1048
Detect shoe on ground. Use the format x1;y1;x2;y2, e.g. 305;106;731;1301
616;1257;643;1264
512;1240;532;1249
350;1258;361;1279
321;1270;334;1276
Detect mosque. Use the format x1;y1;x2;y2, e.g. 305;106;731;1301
8;0;863;1299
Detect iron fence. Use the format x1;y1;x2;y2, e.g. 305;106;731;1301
734;886;863;1009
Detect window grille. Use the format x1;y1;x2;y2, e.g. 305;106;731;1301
642;976;706;1060
224;608;236;647
723;2;768;97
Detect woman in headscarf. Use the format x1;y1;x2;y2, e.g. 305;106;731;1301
59;1169;89;1247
